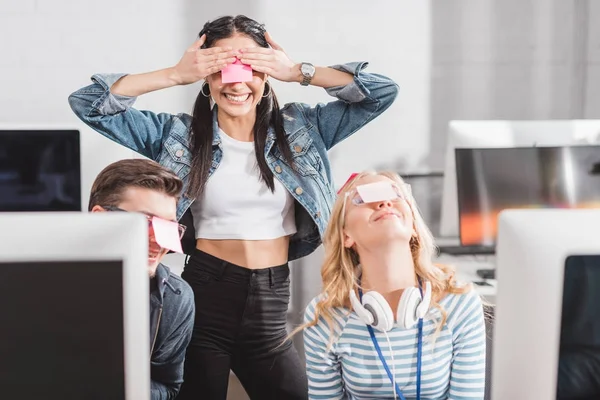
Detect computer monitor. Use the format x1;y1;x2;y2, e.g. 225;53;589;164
440;120;600;238
0;128;81;211
455;145;600;249
0;212;150;400
492;209;600;400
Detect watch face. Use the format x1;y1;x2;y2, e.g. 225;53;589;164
301;63;315;77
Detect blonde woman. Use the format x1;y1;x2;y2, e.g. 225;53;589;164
301;171;486;400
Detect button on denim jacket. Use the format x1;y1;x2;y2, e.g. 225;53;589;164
69;62;399;261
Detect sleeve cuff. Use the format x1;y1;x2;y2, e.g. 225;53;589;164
324;61;370;103
90;73;137;113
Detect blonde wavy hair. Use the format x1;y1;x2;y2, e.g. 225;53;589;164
292;170;471;347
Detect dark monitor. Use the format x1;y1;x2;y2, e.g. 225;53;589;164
455;145;600;248
557;255;600;399
0;129;81;211
0;261;124;399
0;212;150;400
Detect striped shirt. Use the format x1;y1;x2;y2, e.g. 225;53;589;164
303;288;486;399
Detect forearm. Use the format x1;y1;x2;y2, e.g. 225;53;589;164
290;64;354;89
110;67;181;97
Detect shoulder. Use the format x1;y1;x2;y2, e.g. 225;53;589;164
161;270;195;317
280;102;323;130
439;287;485;332
280;102;307;119
169;273;194;303
173;112;193;126
303;294;350;339
279;103;328;149
168;113;193;138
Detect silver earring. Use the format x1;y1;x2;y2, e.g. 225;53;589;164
262;81;271;98
201;82;210;97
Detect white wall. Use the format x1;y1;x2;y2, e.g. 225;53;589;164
0;0;431;280
254;0;432;178
0;0;430;206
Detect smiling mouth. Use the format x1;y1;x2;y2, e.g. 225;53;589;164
224;93;251;103
148;246;162;260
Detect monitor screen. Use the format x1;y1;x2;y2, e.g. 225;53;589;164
557;255;600;399
0;130;81;211
0;260;125;399
455;145;600;247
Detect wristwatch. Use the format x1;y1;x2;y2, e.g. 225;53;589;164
300;62;316;86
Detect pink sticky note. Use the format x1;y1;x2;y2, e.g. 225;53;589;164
356;182;397;203
221;59;253;83
151;217;183;253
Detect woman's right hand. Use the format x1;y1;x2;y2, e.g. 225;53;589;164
172;34;237;85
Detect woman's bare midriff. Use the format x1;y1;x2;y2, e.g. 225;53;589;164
195;237;290;269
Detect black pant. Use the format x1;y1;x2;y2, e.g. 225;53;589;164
177;249;308;400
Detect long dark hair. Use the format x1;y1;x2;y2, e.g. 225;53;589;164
187;15;295;198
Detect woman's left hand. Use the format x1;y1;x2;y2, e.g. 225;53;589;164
238;32;299;83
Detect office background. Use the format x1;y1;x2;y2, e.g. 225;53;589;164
1;1;599;398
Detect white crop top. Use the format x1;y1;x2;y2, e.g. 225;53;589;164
190;129;297;240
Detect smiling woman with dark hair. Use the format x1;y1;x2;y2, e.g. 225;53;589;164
69;14;398;399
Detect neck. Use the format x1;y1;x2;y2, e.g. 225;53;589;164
359;243;417;294
217;110;256;142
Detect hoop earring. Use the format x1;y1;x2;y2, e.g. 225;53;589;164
262;81;271;98
201;82;210;97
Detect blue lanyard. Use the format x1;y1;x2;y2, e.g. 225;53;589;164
360;287;423;400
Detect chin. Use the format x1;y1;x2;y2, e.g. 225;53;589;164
148;260;160;278
375;228;413;244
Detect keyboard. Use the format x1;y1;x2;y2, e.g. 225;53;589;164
437;245;495;256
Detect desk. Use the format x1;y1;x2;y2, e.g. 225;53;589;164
435;254;497;304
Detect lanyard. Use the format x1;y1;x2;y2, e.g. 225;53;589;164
359;287;423;400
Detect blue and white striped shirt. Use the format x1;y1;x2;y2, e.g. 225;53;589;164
303;288;486;399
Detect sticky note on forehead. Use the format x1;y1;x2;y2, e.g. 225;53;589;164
221;59;253;83
356;182;398;203
152;217;183;253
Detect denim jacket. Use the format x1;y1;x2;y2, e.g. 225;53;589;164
150;264;195;400
68;62;399;260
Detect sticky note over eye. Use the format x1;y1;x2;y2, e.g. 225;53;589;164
151;217;183;253
356;182;397;203
221;59;253;83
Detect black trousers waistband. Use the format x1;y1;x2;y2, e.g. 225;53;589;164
186;248;290;285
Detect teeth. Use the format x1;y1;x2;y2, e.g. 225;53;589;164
225;93;250;102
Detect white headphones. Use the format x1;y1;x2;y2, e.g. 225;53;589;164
349;281;432;332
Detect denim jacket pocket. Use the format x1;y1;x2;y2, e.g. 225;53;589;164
283;127;324;177
160;135;191;177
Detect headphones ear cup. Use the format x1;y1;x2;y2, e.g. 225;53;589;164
396;287;422;329
362;291;394;332
349;288;374;325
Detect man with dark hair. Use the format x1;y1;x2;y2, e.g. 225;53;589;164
90;159;194;399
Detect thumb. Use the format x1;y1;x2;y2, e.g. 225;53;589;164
265;32;283;51
188;34;205;51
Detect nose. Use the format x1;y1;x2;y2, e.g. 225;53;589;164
228;81;247;89
376;199;394;209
